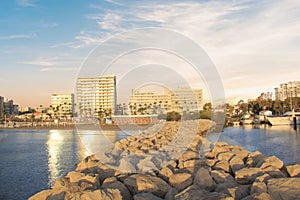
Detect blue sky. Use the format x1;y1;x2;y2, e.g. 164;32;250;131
1;0;300;107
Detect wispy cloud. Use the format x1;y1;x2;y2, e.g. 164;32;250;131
40;67;79;72
0;34;34;40
16;0;36;7
19;60;57;66
40;22;58;28
104;0;123;6
49;42;74;48
72;30;112;49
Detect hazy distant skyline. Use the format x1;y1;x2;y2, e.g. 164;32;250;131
1;0;300;107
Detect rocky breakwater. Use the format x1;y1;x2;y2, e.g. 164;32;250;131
29;119;300;200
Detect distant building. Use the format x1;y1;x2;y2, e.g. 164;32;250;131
51;93;75;119
0;96;4;119
76;75;117;119
275;81;300;101
129;87;203;114
19;106;34;113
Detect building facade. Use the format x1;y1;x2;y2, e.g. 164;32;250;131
129;87;203;115
51;93;75;119
76;75;117;119
275;81;300;101
0;96;4;119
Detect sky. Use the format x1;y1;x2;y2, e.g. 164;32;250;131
0;0;300;107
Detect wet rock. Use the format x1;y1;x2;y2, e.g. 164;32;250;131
267;178;300;200
169;173;193;191
194;168;216;192
124;174;171;198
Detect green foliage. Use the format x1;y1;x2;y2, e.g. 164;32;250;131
200;110;211;119
166;111;181;121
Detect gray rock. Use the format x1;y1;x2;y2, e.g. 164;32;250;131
267;178;300;200
194;168;216;192
133;192;163;200
165;188;178;200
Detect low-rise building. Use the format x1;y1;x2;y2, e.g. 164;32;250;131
51;93;75;119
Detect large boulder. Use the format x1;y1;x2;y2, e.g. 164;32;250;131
250;182;267;195
235;168;264;184
210;170;235;184
174;185;233;200
80;188;122;200
133;192;163;200
194;168;216;192
213;160;230;173
229;156;245;174
28;190;52;200
286;163;300;177
257;156;284;170
169;173;193;191
245;151;265;167
102;177;132;200
124;174;171;198
267;178;300;200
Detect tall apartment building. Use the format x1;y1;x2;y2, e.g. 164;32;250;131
275;81;300;101
51;93;75;119
129;87;203;114
76;75;117;118
0;97;19;118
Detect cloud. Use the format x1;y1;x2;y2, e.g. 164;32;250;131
104;0;123;6
19;60;57;66
40;67;79;72
72;30;112;49
40;22;58;28
16;0;36;7
0;34;34;40
49;42;74;48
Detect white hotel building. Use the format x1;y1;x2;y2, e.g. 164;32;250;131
76;75;117;118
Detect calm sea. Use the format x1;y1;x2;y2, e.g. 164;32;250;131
0;125;299;199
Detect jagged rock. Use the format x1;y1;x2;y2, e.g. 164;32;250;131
217;152;235;161
262;166;286;178
213;160;230;173
210;170;235;184
118;157;137;173
180;150;199;161
257;156;284;170
254;174;272;184
211;146;231;158
267;178;300;200
66;171;100;186
133;192;163;200
206;158;218;167
80;188;122;200
165;188;178;200
219;184;250;200
47;191;66;200
229;155;245;174
102;177;132;200
194;168;216;192
28;190;52;200
174;185;233;200
286;163;300;177
182;159;204;172
124;174;171;198
230;146;249;161
169;173;193;191
241;192;271;200
235;168;264;184
76;156;99;171
137;157;158;172
158;166;174;181
245;151;265;167
250;182;267;195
